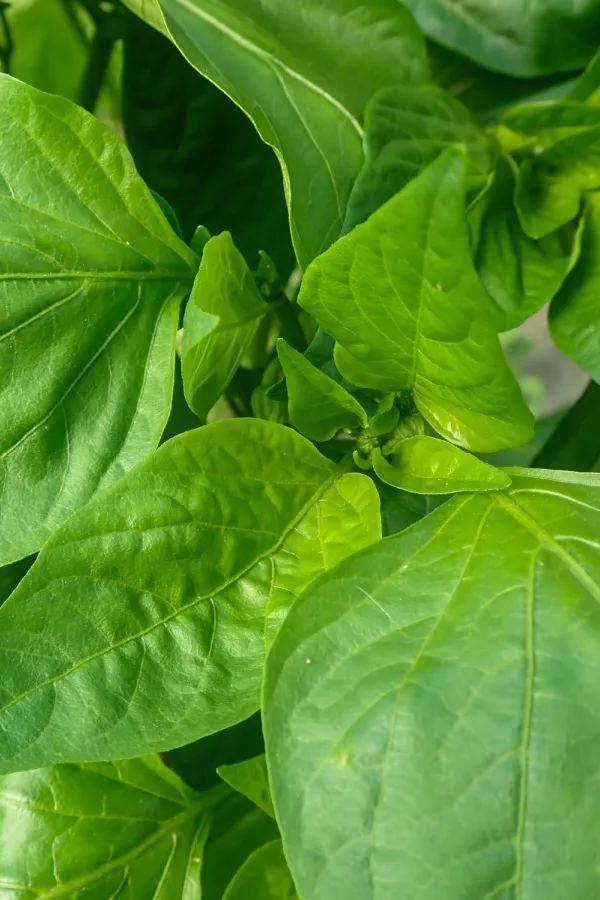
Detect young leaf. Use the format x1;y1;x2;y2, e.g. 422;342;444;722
372;437;511;494
265;469;600;900
223;840;297;900
0;75;198;567
550;192;600;382
218;755;275;818
181;233;269;419
503;101;600;144
400;0;600;77
0;754;220;897
150;0;428;267
277;339;367;441
345;84;493;229
0;420;380;773
299;148;533;452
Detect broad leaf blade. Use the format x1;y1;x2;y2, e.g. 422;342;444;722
265;469;600;900
0;420;380;772
372;437;511;494
0;755;217;898
223;840;297;900
0;75;198;566
300;149;533;451
152;0;428;267
181;233;269;419
218;755;274;817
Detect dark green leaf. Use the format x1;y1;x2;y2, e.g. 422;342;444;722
0;420;380;773
400;0;600;77
223;840;297;900
265;468;600;900
0;75;197;566
277;339;366;442
122;11;294;271
300;149;533;451
533;381;600;471
0;754;221;897
181;233;269;419
218;755;274;817
150;0;429;267
372;437;511;494
345;84;493;230
515;156;581;238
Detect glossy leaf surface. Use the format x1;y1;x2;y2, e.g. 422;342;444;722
181;233;269;419
265;469;600;900
0;420;380;773
300;149;533;451
345;84;492;229
0;75;198;566
372;437;511;494
154;0;428;267
550;193;600;382
400;0;600;77
224;840;297;900
0;754;218;898
219;755;275;817
277;339;366;442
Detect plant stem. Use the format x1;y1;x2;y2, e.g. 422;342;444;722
0;3;13;74
77;9;118;113
275;298;308;352
567;47;600;103
532;380;600;471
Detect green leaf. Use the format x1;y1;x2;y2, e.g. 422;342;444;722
400;0;600;77
276;339;366;441
533;382;600;471
181;233;269;419
299;148;533;452
0;754;220;897
503;101;600;144
550;192;600;381
515;156;581;238
568;46;600;102
265;468;600;900
0;420;380;773
218;755;274;818
150;0;428;267
474;160;579;330
0;75;197;566
372;437;511;494
344;84;493;230
223;840;297;900
122;11;294;271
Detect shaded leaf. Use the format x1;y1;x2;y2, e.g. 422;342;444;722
300;149;533;451
223;840;297;900
0;75;197;566
265;468;600;900
533;381;600;471
0;420;380;773
219;755;274;818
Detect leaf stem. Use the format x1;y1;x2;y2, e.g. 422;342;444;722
274;297;307;352
76;5;119;113
567;47;600;103
0;3;13;75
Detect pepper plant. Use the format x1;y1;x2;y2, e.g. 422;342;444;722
1;0;600;897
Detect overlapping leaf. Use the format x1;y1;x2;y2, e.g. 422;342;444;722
223;841;297;900
0;75;198;566
265;469;600;900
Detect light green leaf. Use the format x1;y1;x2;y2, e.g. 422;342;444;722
265;468;600;900
503;101;600;144
0;75;197;566
345;84;493;230
150;0;428;267
300;148;533;452
474;160;579;331
550;192;600;382
400;0;600;77
0;754;220;898
223;840;297;900
218;755;274;818
277;339;366;441
0;420;380;773
181;233;268;419
372;437;511;494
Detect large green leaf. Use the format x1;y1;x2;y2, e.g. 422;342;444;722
181;233;269;419
299;149;533;452
400;0;600;77
0;420;380;773
145;0;428;268
223;840;297;900
122;11;294;270
344;84;493;230
550;192;600;381
265;468;600;900
0;75;198;566
0;754;221;898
